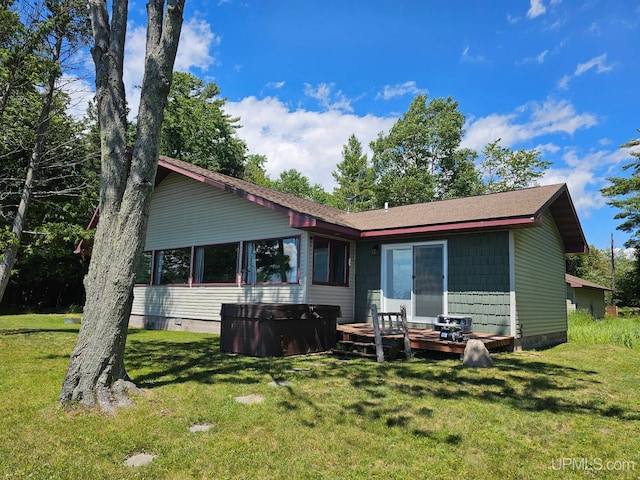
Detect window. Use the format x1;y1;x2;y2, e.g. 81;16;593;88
135;251;153;285
194;243;238;284
154;247;191;284
313;238;348;286
243;237;299;284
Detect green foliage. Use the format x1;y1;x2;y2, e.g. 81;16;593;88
601;130;640;248
566;245;612;287
370;95;482;207
566;245;638;307
0;1;94;310
242;154;272;187
331;134;374;211
271;169;332;204
1;315;640;478
160;72;247;177
568;310;640;349
479;139;551;193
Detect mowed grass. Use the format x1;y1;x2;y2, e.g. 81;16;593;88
0;313;639;479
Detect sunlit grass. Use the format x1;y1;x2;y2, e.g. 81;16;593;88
568;310;640;348
0;314;639;479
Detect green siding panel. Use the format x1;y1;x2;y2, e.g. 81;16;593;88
514;211;567;340
355;241;381;321
447;232;511;335
354;233;513;335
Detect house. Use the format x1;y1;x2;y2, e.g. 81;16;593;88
566;274;611;318
130;156;588;350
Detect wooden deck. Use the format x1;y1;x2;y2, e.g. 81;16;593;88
337;323;514;356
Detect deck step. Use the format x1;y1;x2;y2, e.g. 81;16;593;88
330;348;377;359
337;340;375;348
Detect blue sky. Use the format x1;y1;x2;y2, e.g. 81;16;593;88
72;0;639;250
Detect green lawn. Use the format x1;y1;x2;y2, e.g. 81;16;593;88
0;313;638;479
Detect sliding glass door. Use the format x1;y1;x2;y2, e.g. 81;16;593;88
381;242;446;323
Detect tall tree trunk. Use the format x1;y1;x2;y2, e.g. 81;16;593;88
60;0;185;412
0;33;63;304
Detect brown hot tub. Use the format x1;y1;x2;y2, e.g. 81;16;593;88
220;303;341;357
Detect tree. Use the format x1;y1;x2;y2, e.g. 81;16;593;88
601;131;640;307
0;100;97;311
479;139;551;193
331;134;374;212
370;94;482;207
159;71;247;177
60;0;185;411
243;154;272;187
271;169;332;205
0;0;91;304
601;131;640;248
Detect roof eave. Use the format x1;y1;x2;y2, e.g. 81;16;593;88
289;213;361;239
358;216;541;239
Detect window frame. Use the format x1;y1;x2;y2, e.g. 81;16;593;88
192;242;240;285
312;237;349;287
153;246;192;286
241;235;301;285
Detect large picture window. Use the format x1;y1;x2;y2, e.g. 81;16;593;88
313;238;348;286
194;243;238;284
154;247;191;285
243;237;299;284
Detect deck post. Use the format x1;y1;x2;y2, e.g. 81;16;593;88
400;305;411;360
371;304;385;363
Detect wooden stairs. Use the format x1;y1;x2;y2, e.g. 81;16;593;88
332;305;411;362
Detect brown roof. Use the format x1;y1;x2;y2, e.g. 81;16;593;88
157;156;588;253
566;274;612;291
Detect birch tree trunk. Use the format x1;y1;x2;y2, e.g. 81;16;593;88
60;0;185;412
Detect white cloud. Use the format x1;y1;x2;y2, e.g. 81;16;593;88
59;74;95;120
506;13;521;25
527;0;546;18
557;74;571;90
541;146;634;216
377;81;428;100
266;81;285;89
462;99;598;151
518;49;549;65
461;45;484;63
123;17;218;120
575;53;614;76
225;96;395;190
536;50;549;63
303;83;354;112
174;19;219;72
542;167;602;215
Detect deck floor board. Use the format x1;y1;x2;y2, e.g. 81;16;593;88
337;323;513;355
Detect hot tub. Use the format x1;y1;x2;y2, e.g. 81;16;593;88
220;303;341;357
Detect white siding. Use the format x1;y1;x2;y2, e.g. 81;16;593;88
145;173;299;249
132;285;307;321
131;173;353;324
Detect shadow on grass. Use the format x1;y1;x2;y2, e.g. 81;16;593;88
123;334;640;426
0;328;80;336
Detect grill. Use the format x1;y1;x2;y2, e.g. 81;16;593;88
433;314;473;342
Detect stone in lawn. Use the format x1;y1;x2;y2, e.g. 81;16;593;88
268;380;290;387
189;423;213;433
235;394;265;404
462;339;494;368
124;453;156;467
